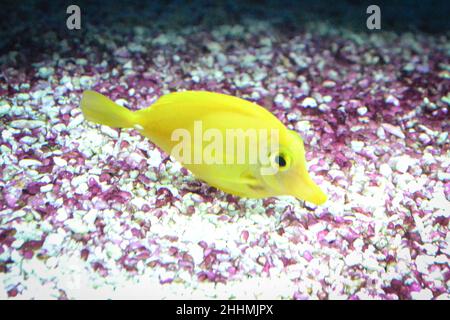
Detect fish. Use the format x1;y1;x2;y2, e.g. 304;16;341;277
80;90;327;205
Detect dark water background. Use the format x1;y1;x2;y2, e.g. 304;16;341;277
1;0;449;60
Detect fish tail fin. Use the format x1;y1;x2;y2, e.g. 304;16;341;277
80;90;138;128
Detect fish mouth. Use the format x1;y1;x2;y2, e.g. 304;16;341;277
290;175;327;206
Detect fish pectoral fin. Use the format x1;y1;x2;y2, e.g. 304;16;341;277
240;170;265;191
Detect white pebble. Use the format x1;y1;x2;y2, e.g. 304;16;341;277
415;255;433;274
318;103;330;112
397;247;411;262
68;114;84;129
0;103;11;116
385;95;400;106
301;97;317;108
40;184;53;193
43;232;65;255
423;244;438;255
38;67;54;79
105;243;122;260
79;76;93;89
377;127;386;139
418;133;431;144
123;60;133;69
101;126;119;139
436;132;448;145
357;106;368;116
382;123;405;139
53;157;67;167
115;99;128;107
437;171;450;182
380;163;392;177
19;159;42;167
351;141;364;153
83;210;98;226
55;208;68;222
10;119;45;129
65;219;89;234
394;156;414;174
274;94;291;109
344;251;362;267
71;175;86;187
363;257;380;271
411;288;433;300
20;136;37;145
75;182;89;194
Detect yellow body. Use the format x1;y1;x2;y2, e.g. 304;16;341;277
80;90;327;205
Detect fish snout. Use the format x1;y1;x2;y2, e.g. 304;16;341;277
291;176;327;206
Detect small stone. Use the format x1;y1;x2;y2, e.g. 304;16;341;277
17;93;30;101
411;288;433;300
322;95;332;103
274;94;291;109
351;141;364;153
115;99;128;107
385;95;400;106
42;232;65;255
76;58;88;66
441;93;450;106
322;80;336;88
55;208;68;222
101;126;119;139
395;162;409;174
394;156;414;174
75;183;89;195
20;136;37;145
206;41;222;53
437;171;450;182
436;132;448;145
415;255;433;274
53;157;67;167
357;106;368;116
65;219;89;234
397;247;411;262
380;163;392;177
382;123;405;139
105;243;122;260
37;67;54;79
438;70;450;79
301;97;317;108
40;184;53;193
79;76;93;90
418;133;431;144
363;257;380;271
19;159;42;167
123;60;133;69
318;103;330;112
0;103;11;116
345;251;362;267
423;244;438;255
286;113;300;121
377;127;386;139
10;119;45;129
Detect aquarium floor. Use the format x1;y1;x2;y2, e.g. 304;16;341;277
0;17;449;299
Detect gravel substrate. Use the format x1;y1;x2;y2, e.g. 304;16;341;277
0;2;449;299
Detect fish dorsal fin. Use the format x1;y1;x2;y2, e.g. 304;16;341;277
149;91;277;120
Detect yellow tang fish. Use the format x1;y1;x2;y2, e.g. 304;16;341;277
80;90;327;205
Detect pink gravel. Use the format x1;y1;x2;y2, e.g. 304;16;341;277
0;3;449;300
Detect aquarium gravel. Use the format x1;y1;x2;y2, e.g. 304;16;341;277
0;3;449;300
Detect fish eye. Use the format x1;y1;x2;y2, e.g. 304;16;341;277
271;152;290;171
275;155;287;167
